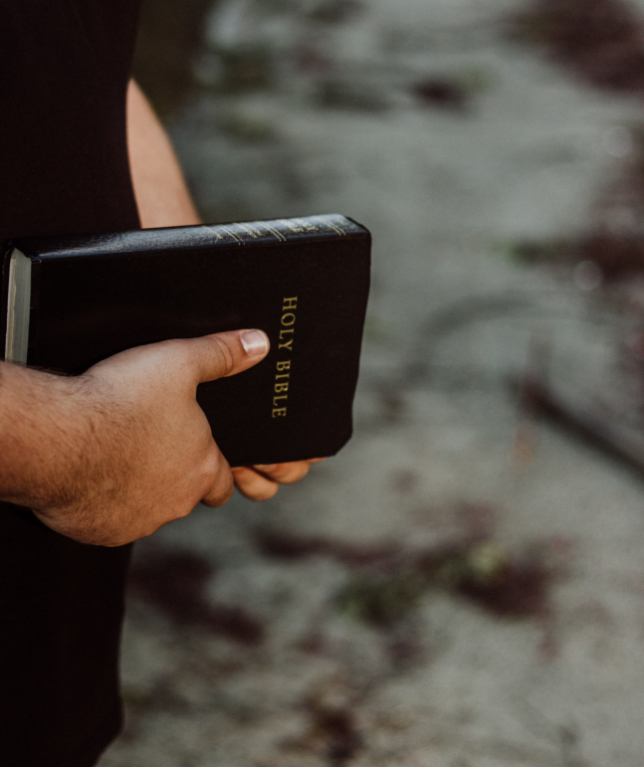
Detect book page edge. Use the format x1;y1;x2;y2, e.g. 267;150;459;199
5;249;31;364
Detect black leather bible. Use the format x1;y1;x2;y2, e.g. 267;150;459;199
1;214;371;467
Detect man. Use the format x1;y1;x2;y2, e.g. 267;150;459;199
0;3;315;765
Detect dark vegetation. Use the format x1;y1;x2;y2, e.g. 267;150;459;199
511;0;644;282
306;0;363;25
514;0;644;96
412;79;472;112
513;230;644;282
305;700;363;766
128;547;264;644
256;518;559;627
257;528;402;569
280;678;364;766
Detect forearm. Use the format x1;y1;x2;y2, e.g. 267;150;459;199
0;362;98;509
126;80;201;228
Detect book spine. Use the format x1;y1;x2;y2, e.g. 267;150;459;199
9;215;370;260
199;214;365;248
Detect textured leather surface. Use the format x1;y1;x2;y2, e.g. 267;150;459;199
12;213;366;257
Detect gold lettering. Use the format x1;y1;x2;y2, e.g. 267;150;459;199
279;219;304;233
294;218;319;233
271;302;297;418
237;223;261;239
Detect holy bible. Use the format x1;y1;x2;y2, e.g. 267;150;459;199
1;214;371;467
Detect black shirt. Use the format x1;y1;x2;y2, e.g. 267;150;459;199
0;2;141;765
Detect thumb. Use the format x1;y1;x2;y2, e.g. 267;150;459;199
188;329;270;384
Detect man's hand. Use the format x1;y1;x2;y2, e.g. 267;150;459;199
0;329;315;546
126;79;320;504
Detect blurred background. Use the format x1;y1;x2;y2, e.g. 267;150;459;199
99;1;644;765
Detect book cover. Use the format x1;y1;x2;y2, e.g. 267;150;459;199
1;214;371;467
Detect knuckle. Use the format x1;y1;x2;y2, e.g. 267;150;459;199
211;335;236;376
204;448;225;478
205;480;234;508
202;450;234;507
219;479;235;505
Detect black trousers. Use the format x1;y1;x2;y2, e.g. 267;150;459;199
0;503;131;767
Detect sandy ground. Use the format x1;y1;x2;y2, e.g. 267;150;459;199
100;2;644;765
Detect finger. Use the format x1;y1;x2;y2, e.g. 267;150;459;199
252;461;311;484
201;451;235;508
232;466;279;501
185;329;270;384
306;457;327;464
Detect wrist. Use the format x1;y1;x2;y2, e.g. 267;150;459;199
0;363;105;512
